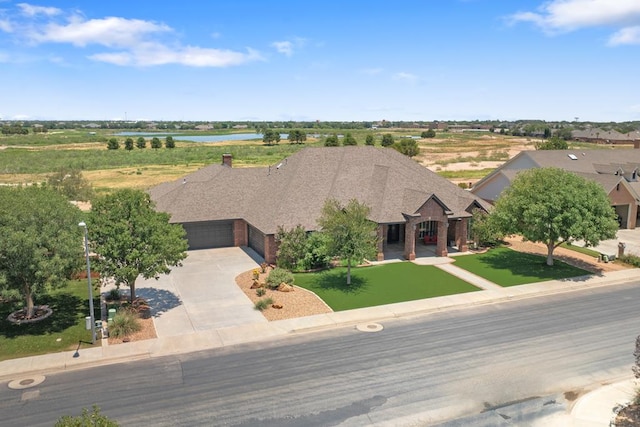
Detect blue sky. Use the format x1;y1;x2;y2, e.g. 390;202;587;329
1;0;640;122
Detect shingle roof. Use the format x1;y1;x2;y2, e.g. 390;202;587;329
521;149;640;174
150;146;489;234
472;149;640;201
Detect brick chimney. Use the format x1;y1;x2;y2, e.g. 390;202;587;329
222;153;232;167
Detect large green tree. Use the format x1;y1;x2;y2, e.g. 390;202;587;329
0;186;83;318
88;189;188;302
490;168;618;265
317;199;378;284
288;129;307;144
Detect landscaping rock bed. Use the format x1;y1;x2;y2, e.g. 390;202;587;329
236;269;332;321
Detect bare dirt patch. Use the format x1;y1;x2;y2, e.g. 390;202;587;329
235;269;332;321
504;236;629;273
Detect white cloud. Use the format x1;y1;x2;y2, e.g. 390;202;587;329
509;0;640;32
2;4;264;67
609;26;640;45
29;16;172;47
17;3;61;17
509;0;640;45
89;43;263;67
0;19;13;32
271;37;307;56
272;40;293;56
392;72;418;83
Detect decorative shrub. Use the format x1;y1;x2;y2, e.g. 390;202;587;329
254;297;274;311
109;307;141;338
252;269;260;280
300;232;331;270
106;288;121;301
256;288;266;297
619;254;640;268
260;262;268;273
266;268;294;289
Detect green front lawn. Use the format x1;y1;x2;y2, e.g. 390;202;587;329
452;247;592;287
0;280;97;361
294;262;480;311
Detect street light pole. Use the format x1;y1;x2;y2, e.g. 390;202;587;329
78;221;96;344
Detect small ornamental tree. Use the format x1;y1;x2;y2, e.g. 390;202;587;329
46;168;94;201
342;133;357;146
88;189;188;302
107;138;119;150
365;134;375;146
421;129;436;138
470;208;503;247
535;136;568;150
489;168;618;265
275;225;308;270
165;135;175;148
151;137;162;149
381;133;395;147
318;199;378;285
324;134;339;147
124;137;134;151
393;138;420;158
136;136;146;149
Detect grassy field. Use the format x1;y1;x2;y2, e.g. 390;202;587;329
0;129;611;190
0;280;98;361
452;247;592;287
294;262;480;311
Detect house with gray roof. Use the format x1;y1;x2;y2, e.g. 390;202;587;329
150;146;490;263
571;128;640;145
472;149;640;229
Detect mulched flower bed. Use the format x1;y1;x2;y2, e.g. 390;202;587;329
7;305;53;324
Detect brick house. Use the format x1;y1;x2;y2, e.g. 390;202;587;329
150;146;490;263
472;149;640;229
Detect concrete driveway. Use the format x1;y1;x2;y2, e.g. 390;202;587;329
582;228;640;258
135;247;266;338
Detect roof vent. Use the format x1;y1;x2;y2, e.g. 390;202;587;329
568;154;578;160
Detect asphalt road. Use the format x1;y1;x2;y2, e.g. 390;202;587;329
2;282;640;426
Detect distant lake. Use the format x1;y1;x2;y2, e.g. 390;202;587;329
114;132;288;143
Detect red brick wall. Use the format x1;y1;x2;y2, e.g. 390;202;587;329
264;234;277;264
233;219;247;246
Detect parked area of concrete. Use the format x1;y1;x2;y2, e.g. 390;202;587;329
2;246;640;425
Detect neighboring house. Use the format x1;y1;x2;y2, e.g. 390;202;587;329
571;128;640;145
472;149;640;229
150;146;490;263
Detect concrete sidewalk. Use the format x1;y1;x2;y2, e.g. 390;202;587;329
2;268;640;425
570;378;636;426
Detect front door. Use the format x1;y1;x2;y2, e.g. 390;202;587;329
387;224;400;243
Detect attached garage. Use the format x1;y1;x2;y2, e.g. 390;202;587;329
248;225;265;258
182;220;234;250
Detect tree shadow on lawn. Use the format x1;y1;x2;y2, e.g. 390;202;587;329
475;249;593;282
311;270;369;294
0;292;83;338
136;287;182;317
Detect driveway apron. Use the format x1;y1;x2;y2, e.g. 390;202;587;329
136;247;266;338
